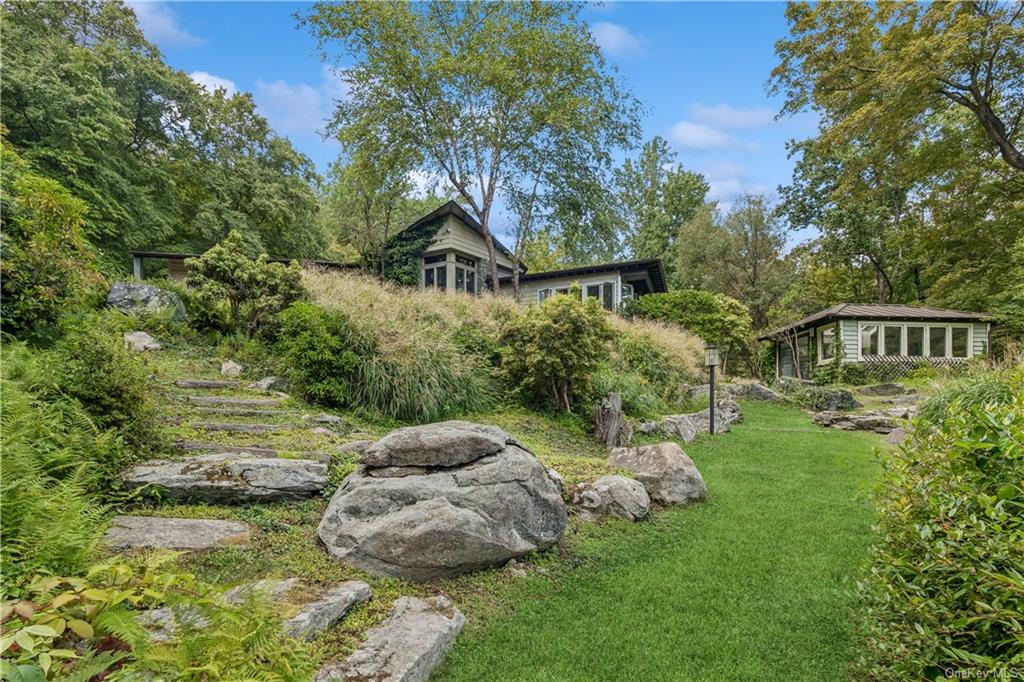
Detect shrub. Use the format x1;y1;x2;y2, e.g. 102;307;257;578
857;370;1024;679
277;302;366;406
501;290;614;413
590;363;666;419
185;230;304;337
917;369;1021;426
0;140;105;342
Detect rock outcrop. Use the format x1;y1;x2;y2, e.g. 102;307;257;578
221;360;243;377
124;454;327;502
105;516;250;550
813;409;906;434
317;421;567;581
108;282;187;322
283;581;372;641
659;400;742;442
572;475;650;522
857;382;912;397
315;596;464;682
124;331;161;352
724;382;783;401
607;442;707;506
594;392;632;448
248;376;289;391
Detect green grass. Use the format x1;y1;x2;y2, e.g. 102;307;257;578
434;403;882;682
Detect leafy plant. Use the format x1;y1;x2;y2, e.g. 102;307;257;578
501;290;613;413
277;302;366;406
185;231;305;338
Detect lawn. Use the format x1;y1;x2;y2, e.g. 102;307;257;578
435;402;882;682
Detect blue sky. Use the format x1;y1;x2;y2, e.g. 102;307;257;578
133;1;818;242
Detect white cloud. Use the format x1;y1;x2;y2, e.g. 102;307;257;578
699;161;768;208
189;71;237;96
669;121;743;151
253;67;351;137
407;170;444;199
590;22;643;56
129;2;203;48
689;103;774;129
320;65;350;102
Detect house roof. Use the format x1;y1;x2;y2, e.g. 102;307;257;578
758;303;995;340
397;201;525;271
498;258;667;293
129;251;356;270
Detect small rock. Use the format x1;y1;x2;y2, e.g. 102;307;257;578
284;581;372;641
337;440;372;456
572;475;650;522
105;516;250;550
638;421;660;435
315;596;464;682
221;360;243;378
124;331;160;352
607;443;707;506
312;427;340;437
248;376;289;391
314;414;344;425
884;428;908;445
107;282;187;322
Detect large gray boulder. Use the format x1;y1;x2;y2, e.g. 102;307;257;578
660;400;742;442
105;516;250;550
607;442;707;506
801;386;862;411
108;281;187;322
724;382;783;401
315;596;464;682
317;421;567;581
124;454;327;503
572;475;650;522
284;581;372;641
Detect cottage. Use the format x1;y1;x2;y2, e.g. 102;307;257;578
759;303;994;380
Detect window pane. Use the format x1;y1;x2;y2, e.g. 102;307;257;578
929;327;946;357
884;326;903;355
538;289;550;302
424;254;446;264
455;267;465;291
820;328;834;359
906;326;924;356
424;268;434;287
436;266;446;290
586;284;601;298
861;325;879;355
602;283;614;310
466;271;475;295
951;327;969;357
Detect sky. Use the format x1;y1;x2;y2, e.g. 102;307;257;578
131;0;820;244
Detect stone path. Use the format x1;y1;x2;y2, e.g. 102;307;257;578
106;515;251;549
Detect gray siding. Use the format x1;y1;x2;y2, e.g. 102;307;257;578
839;319;859;363
972;322;990;356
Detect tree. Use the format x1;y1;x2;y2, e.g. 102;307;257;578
302;0;639;292
772;1;1024;173
617;137;709;276
672;203;729;292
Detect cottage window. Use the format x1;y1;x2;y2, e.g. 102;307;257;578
951;327;969;358
860;325;879;356
584;282;616;311
906;326;925;356
818;327;834;361
883;325;903;355
928;327;946;357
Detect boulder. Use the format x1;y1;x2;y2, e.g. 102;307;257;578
315;596;464;682
593;393;632;449
545;468;566;497
313;414;345;425
284;581;372;641
812;411;899;434
637;421;660;435
801;386;862;412
884;428;909;445
659;400;742;442
857;382;910;397
607;442;707;506
317;421;567;581
682;383;711;400
124;454;327;503
137;606;209;642
221;360;243;378
337;440;372;456
107;282;187;322
775;377;814;393
572;475;650;522
361;420;518;469
249;376;289;391
105;516;250;550
124;331;160;352
724;382;783;401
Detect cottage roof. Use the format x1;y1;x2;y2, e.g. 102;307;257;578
758;303;994;341
397;201;523;270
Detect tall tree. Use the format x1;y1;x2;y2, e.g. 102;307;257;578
772;1;1024;173
302;0;639;292
617;136;708;276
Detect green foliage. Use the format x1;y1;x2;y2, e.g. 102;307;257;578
46;313;160;454
857;370;1024;679
622;290;752;374
916;370;1022;426
186;231;305;338
378;217;444;285
501;290;613;413
276;302;365;406
0;139;104;342
590;330;697;417
0;344;117;585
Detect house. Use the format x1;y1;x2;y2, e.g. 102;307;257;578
401;201;667;309
759;303;994;379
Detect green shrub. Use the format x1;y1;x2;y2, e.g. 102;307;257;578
857;370;1024;679
590;363;666;419
917;370;1021;425
186;230;304;338
277;302;365;406
0;140;105;342
501;290;613;413
0;344;117;585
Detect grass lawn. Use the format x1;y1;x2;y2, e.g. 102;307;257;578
435;403;882;682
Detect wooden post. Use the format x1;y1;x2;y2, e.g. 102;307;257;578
709;365;716;435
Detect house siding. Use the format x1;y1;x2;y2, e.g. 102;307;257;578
839;319;859;362
972;322;990;356
499;272;623;306
423;215;516;272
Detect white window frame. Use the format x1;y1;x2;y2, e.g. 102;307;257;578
856;321;973;360
537;280;618;309
816;325;836;365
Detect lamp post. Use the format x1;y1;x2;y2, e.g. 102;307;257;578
704;344;720;435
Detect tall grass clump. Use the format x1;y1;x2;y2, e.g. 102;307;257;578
857;368;1024;679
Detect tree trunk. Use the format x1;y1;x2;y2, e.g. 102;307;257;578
594;392;633;448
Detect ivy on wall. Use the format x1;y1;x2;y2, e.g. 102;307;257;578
371;218;444;286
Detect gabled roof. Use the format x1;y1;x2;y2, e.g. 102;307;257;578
758;303;994;340
498;259;667;293
397;201;524;271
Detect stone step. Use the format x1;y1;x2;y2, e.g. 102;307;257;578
284;581;372;641
190;407;302;418
125;454;327;503
174;379;241;389
189;422;296;433
173;442;333;463
183;396;284;406
106;515;250;550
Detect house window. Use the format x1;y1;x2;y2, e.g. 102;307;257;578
951;327;969;358
861;325;879;356
906;326;925;356
423;255;447;291
928;327;946;357
883;325;903;356
454;265;475;294
818;326;834;362
584;282;616;311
